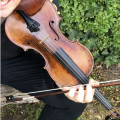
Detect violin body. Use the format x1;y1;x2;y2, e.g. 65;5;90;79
16;0;46;15
5;0;93;87
4;0;120;119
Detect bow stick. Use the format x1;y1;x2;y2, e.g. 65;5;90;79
2;79;120;103
1;79;120;119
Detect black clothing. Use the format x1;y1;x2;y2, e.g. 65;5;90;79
1;0;87;120
1;21;24;60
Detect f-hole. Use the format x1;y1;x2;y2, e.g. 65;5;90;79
49;21;59;41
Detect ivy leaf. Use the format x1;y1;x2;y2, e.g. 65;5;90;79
104;59;111;68
58;0;120;67
66;29;79;40
101;50;109;55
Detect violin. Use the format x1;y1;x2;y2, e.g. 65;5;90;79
5;0;120;119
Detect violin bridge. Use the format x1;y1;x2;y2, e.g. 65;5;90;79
39;35;49;44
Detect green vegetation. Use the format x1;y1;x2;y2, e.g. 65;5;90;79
58;0;120;68
1;102;44;120
1;1;120;120
2;64;120;120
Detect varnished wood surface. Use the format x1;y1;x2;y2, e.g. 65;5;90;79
16;0;46;15
5;0;94;87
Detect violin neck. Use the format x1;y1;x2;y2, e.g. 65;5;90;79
54;48;113;111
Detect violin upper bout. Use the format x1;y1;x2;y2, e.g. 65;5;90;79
16;0;46;15
5;11;39;52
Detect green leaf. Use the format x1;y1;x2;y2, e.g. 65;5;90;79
58;0;120;67
101;50;109;55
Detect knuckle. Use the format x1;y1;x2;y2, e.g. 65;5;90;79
85;97;93;103
77;97;84;103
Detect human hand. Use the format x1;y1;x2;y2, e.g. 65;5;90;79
63;79;99;103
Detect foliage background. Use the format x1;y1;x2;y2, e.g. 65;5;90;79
58;0;120;68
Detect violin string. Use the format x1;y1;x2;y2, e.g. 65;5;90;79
15;79;120;96
36;33;108;89
33;30;88;85
38;31;87;84
95;91;111;108
32;31;118;108
33;30;58;52
95;78;120;109
32;31;119;108
33;31;85;85
95;87;112;108
33;33;56;53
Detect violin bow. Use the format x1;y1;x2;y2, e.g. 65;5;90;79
1;79;120;119
1;79;120;101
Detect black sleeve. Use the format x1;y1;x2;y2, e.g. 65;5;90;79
1;21;24;61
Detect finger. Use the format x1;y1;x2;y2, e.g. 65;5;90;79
89;79;96;94
89;79;99;86
89;78;94;84
68;87;77;98
76;85;84;103
84;84;93;103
